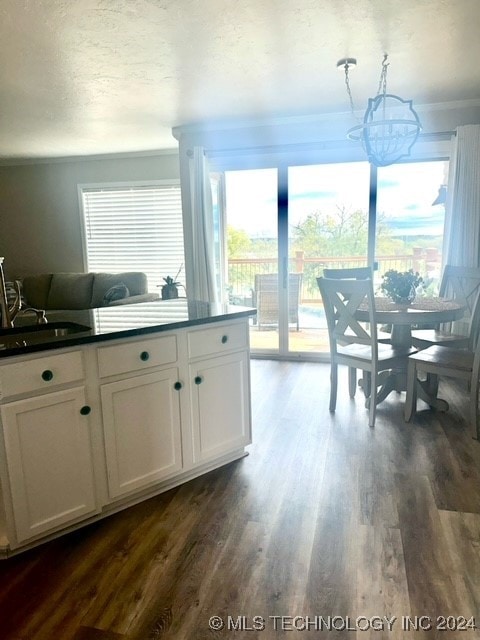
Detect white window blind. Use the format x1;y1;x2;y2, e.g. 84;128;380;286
81;183;185;293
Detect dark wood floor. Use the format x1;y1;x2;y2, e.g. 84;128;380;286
1;360;480;639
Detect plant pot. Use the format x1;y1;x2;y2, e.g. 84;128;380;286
389;288;416;306
161;284;179;300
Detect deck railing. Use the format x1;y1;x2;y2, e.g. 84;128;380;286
228;248;442;303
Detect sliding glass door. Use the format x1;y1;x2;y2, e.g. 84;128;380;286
287;162;370;354
223;169;279;352
221;158;448;359
223;163;370;356
375;160;449;294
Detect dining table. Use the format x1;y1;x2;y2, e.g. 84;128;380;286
356;296;465;406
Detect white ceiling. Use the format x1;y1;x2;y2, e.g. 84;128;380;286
1;0;480;159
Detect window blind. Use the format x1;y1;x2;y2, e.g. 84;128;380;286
81;183;185;332
81;183;185;293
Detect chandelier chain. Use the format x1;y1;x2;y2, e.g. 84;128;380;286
339;52;421;166
377;53;389;96
343;63;357;120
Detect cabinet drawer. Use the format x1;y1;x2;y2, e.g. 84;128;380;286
97;334;177;378
188;322;248;359
0;351;85;399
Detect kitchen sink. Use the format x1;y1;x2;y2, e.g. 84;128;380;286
0;322;92;349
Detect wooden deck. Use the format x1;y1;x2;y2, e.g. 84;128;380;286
249;302;330;353
249;325;330;353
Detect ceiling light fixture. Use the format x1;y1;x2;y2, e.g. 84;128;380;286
337;54;422;167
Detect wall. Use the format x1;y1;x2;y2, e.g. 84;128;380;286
0;153;180;280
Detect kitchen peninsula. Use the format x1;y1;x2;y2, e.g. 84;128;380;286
0;299;255;556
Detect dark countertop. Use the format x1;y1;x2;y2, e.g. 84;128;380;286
0;299;256;358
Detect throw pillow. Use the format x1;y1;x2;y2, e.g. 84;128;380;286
103;283;130;305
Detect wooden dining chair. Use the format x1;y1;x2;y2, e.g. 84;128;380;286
411;265;480;350
318;267;391;345
318;277;415;427
322;266;373;280
405;341;480;439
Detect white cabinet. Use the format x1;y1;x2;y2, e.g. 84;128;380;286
0;315;252;554
101;368;183;499
97;334;177;378
0;350;84;398
187;321;248;359
99;321;251;501
1;386;97;544
189;351;251;464
186;320;252;465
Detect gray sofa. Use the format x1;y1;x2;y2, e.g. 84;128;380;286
22;272;159;311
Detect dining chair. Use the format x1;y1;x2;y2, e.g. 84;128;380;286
404;341;480;439
318;277;415;427
318;267;391;344
322;266;373;280
411;265;480;350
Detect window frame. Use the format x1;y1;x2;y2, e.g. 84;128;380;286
77;179;183;291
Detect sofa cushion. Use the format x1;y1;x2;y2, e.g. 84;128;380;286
91;272;148;308
22;274;54;309
47;273;95;310
103;283;130;305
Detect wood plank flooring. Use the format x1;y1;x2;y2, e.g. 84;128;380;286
0;360;480;639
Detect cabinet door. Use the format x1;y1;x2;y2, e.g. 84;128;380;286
101;368;182;499
189;351;251;464
1;387;97;544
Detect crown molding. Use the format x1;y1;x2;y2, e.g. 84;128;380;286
414;98;480;112
172;98;480;139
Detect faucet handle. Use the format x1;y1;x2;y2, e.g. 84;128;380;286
16;307;48;325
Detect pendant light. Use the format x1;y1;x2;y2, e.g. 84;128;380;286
337;54;422;167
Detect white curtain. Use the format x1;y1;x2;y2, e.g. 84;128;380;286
443;125;480;268
189;147;218;302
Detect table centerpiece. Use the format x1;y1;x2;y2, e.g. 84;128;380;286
380;269;423;306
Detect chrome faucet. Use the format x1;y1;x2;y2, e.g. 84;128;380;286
15;308;48;324
0;258;46;328
0;258;21;328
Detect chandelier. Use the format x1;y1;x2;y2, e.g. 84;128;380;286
337;54;422;167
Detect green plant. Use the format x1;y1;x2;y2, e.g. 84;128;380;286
380;269;423;304
163;275;180;287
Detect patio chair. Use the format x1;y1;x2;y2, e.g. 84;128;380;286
318;276;415;427
253;273;302;331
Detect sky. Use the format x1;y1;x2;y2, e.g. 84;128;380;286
224;160;448;239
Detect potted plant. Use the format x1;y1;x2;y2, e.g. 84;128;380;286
380;269;423;305
160;265;183;300
161;275;180;300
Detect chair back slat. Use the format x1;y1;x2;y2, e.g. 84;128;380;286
467;288;480;351
323;266;373;280
318;277;378;356
439;265;480;334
